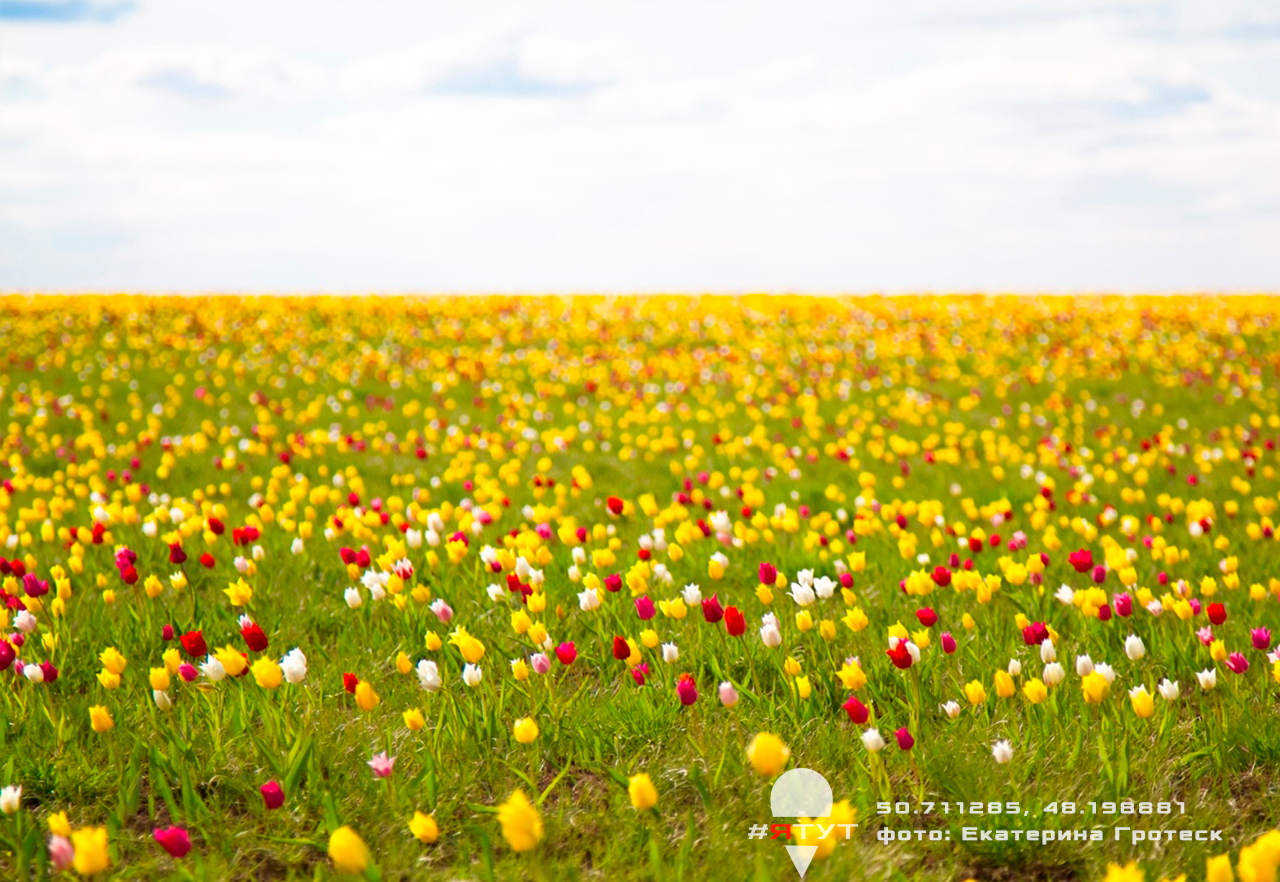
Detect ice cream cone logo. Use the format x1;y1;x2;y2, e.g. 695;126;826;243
770;768;833;877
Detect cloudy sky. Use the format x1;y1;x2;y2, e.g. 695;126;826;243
2;0;1279;292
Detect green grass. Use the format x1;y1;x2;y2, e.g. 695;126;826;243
1;294;1279;881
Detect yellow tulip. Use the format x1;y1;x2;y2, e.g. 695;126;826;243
964;680;986;706
497;789;543;852
409;811;439;843
746;732;791;777
628;773;658;810
355;681;380;712
98;647;126;675
71;826;111;875
513;717;539;744
251;657;283;690
327;826;369;874
1022;678;1048;704
1082;672;1110;704
89;705;114;733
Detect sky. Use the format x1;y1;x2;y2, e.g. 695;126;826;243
1;0;1279;293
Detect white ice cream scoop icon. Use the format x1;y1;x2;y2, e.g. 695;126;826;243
770;768;833;877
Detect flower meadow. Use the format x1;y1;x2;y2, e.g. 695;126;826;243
1;294;1280;882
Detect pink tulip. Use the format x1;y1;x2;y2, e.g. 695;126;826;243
530;652;551;675
154;826;192;858
675;674;697;706
940;632;957;654
1226;652;1249;674
49;835;75;871
894;727;914;750
555;642;577;666
178;663;198;682
368;751;396;778
1251;628;1271;651
635;596;655;620
260;780;284;809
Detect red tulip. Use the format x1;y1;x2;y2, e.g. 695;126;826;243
915;607;937;627
702;594;723;624
179;630;207;657
841;695;868;723
1208;603;1226;625
724;606;746;637
612;637;630;660
1069;549;1093;573
240;622;268;652
555;642;577;666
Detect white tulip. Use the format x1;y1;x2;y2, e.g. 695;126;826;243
281;648;308;684
861;728;885;752
200;657;226;682
1125;635;1146;661
416;659;442;692
0;785;21;814
992;740;1014;764
759;622;782;648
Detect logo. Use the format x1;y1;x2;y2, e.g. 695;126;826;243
770;768;832;878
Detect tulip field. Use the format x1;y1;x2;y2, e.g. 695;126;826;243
4;293;1280;882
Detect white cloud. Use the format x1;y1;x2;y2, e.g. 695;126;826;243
1;0;1278;291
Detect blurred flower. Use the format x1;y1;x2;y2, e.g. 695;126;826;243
154;825;192;858
409;811;438;844
746;732;791;776
513;717;539;744
497;789;543;852
327;826;369;875
368;751;396;778
261;780;284;809
629;773;658;810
